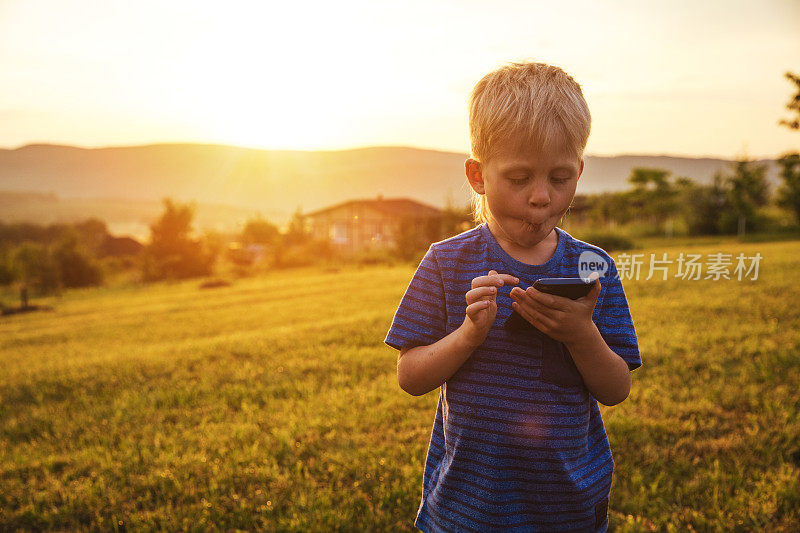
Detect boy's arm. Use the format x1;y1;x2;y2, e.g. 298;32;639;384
510;270;638;406
564;325;631;406
568;260;640;406
397;324;481;396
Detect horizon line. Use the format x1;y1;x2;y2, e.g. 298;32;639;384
0;140;792;162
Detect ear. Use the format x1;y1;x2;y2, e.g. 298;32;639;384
576;158;584;182
465;158;485;194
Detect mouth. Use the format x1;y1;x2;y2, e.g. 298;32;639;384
523;220;545;232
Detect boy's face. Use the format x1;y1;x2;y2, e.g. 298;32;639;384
465;143;583;248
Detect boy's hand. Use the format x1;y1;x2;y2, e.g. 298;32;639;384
461;269;519;348
509;274;602;345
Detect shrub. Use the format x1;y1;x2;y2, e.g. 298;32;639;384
52;234;103;288
13;242;60;296
577;232;636;252
141;199;217;281
0;247;16;286
270;240;330;269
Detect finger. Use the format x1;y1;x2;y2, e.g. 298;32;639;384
466;299;492;320
524;286;570;312
510;291;544;320
510;286;567;312
512;290;562;325
511;300;543;329
509;287;534;309
472;272;520;289
512;300;554;331
494;273;520;285
465;285;497;305
473;272;504;289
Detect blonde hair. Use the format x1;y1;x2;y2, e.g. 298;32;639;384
468;61;591;224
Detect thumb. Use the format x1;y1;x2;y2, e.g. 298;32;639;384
589;274;602;300
580;272;602;303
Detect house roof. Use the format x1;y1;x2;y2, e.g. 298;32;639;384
304;196;442;218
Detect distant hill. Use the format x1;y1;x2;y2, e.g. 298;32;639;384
0;191;262;241
0;143;782;236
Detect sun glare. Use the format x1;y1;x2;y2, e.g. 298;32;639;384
1;0;797;156
135;1;401;150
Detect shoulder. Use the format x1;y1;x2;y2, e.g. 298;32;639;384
557;227;618;273
429;224;484;256
423;225;487;282
557;227;614;260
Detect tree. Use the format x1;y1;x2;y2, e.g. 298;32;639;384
392;216;443;262
776;71;800;225
241;215;280;246
13;242;60;296
236;215;283;267
52;230;103;288
681;172;730;235
440;196;472;238
283;207;310;247
141;198;216;280
779;71;800;130
0;247;17;286
775;153;800;225
587;191;635;227
73;218;109;254
627;168;679;234
721;158;769;235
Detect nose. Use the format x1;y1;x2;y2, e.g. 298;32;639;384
527;180;550;207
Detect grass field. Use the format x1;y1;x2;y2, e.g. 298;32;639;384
1;236;799;531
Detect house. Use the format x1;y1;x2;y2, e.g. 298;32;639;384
303;195;443;252
98;235;144;257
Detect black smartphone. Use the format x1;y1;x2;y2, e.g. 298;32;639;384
531;277;596;300
504;277;596;334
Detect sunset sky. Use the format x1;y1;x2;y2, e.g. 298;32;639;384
1;0;798;159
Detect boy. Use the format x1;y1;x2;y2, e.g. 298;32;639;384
384;61;641;532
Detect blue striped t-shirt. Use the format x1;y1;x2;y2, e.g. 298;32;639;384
384;223;641;532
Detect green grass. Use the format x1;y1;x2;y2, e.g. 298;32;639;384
1;238;799;531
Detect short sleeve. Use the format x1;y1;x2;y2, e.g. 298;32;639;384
593;256;642;371
384;244;448;352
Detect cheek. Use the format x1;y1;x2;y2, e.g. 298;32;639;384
556;197;572;214
484;186;510;208
489;194;523;216
552;188;576;210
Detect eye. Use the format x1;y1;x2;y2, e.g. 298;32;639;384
508;176;528;184
551;175;571;183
